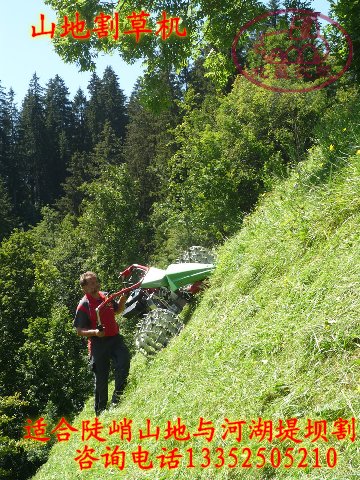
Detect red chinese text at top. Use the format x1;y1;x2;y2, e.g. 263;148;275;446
31;11;187;41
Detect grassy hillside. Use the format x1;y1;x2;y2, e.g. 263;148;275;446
31;145;360;479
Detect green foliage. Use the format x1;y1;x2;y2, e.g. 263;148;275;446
14;74;76;222
84;67;128;148
314;82;360;163
179;54;217;106
0;230;38;395
151;76;326;260
59;121;123;216
17;306;92;417
57;151;90;216
0;178;17;240
329;0;360;81
0;393;37;479
123;77;182;259
43;75;74;201
0;85;19;228
0;215;90;476
0;394;29;441
283;0;312;8
91;121;124;166
16;74;48;222
79;163;145;288
45;0;266;95
71;88;87;153
1;67;128;227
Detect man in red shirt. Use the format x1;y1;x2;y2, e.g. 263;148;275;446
74;271;130;416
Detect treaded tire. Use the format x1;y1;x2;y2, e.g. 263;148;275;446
135;308;184;356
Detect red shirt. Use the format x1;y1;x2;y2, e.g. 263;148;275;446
75;291;119;337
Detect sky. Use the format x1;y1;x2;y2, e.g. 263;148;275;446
0;0;144;104
0;0;331;106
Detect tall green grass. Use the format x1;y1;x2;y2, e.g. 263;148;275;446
31;144;360;479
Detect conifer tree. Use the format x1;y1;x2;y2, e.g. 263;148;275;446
0;88;21;224
6;89;18;144
0;82;9;183
5;88;19;182
0;178;17;240
268;0;281;7
71;88;88;153
124;84;159;219
267;0;282;27
17;74;47;222
283;0;312;9
44;75;74;201
58;151;89;216
98;66;128;141
92;121;123;167
59;122;123;215
179;54;217;107
123;77;181;257
84;72;102;149
85;67;127;149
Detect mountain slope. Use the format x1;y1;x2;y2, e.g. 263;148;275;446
32;145;360;480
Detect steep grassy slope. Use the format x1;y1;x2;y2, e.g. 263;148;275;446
32;146;360;479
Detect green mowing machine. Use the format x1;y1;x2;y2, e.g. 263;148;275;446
96;247;215;356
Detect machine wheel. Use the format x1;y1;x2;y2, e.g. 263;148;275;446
135;308;184;356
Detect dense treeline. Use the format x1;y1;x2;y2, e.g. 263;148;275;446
0;0;359;477
0;66;132;478
0;67;128;228
0;64;189;478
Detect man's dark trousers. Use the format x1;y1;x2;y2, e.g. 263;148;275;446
91;334;130;416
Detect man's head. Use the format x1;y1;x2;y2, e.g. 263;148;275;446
80;271;100;297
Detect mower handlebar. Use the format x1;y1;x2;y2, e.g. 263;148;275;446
95;265;149;324
119;264;148;279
